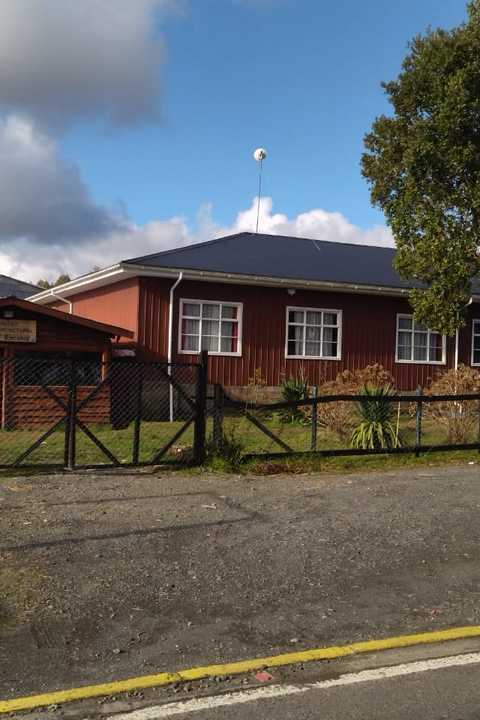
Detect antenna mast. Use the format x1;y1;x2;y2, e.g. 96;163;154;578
253;148;267;233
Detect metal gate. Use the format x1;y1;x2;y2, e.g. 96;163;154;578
0;353;207;470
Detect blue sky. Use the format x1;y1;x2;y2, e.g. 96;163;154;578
0;0;469;282
63;0;466;230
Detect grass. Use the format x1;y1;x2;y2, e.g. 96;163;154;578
0;406;478;475
241;448;480;476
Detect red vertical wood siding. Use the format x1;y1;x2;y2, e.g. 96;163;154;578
133;277;480;390
49;277;140;342
137;277;170;360
42;276;480;391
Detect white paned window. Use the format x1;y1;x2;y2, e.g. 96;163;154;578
179;299;242;356
396;314;445;364
286;307;341;359
472;320;480;366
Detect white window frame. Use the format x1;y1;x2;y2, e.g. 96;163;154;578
395;313;446;365
178;298;243;357
285;306;342;360
471;319;480;366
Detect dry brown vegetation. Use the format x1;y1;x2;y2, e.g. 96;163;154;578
303;364;395;440
425;365;480;443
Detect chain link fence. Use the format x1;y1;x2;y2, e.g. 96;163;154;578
0;354;207;469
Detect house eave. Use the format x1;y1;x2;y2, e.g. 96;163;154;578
27;261;437;304
124;263;413;296
27;264;129;304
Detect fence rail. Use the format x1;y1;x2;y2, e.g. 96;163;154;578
211;385;480;462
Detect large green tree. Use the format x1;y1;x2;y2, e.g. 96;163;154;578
362;1;480;336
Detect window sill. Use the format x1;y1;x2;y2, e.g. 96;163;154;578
286;355;342;361
179;350;242;358
395;359;446;366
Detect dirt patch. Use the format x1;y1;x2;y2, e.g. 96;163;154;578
0;561;49;627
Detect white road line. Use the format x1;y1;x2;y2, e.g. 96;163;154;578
106;651;480;719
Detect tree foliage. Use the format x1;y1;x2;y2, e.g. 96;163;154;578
362;1;480;336
37;273;71;290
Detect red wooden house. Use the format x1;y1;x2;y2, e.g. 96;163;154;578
28;233;480;391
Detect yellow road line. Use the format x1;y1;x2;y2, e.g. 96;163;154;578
2;625;480;714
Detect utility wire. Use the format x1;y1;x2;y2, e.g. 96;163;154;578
256;157;263;234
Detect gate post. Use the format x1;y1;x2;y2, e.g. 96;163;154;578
64;359;77;470
415;385;423;458
2;349;14;431
213;384;224;452
132;363;144;465
193;350;208;465
311;385;318;451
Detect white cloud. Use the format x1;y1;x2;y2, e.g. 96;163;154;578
0;195;393;285
0;217;191;284
0;0;177;129
222;197;394;248
0;115;127;244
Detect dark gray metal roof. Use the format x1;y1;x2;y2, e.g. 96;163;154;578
0;275;40;299
124;232;417;290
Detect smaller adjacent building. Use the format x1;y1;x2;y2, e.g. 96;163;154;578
0;297;132;428
0;274;40;299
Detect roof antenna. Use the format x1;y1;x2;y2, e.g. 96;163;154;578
253;148;267;233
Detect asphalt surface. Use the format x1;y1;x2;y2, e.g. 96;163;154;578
131;660;480;720
1;463;480;701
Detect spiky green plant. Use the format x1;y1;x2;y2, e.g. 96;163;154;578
351;384;401;450
280;372;309;423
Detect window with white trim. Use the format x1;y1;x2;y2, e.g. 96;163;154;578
472;320;480;365
179;300;242;355
286;307;341;359
396;314;445;364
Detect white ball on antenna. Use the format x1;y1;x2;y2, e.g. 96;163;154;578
253;148;267;162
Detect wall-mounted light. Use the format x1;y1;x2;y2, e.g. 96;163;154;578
287;288;296;296
3;310;14;319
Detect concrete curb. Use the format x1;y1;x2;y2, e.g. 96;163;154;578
2;626;480;714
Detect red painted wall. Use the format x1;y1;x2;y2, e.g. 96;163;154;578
50;277;140;342
137;277;170;360
136;277;480;390
43;275;480;390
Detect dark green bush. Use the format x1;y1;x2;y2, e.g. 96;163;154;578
206;429;244;470
351;384;401;450
280;374;308;423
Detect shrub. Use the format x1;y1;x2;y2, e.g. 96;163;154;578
351;384;401;450
280;371;309;422
425;365;480;443
206;428;244;470
302;364;395;440
336;364;395;390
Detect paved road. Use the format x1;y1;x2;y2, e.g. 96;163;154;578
106;652;480;720
2;463;480;698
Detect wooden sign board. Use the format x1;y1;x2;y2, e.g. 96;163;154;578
0;319;37;343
